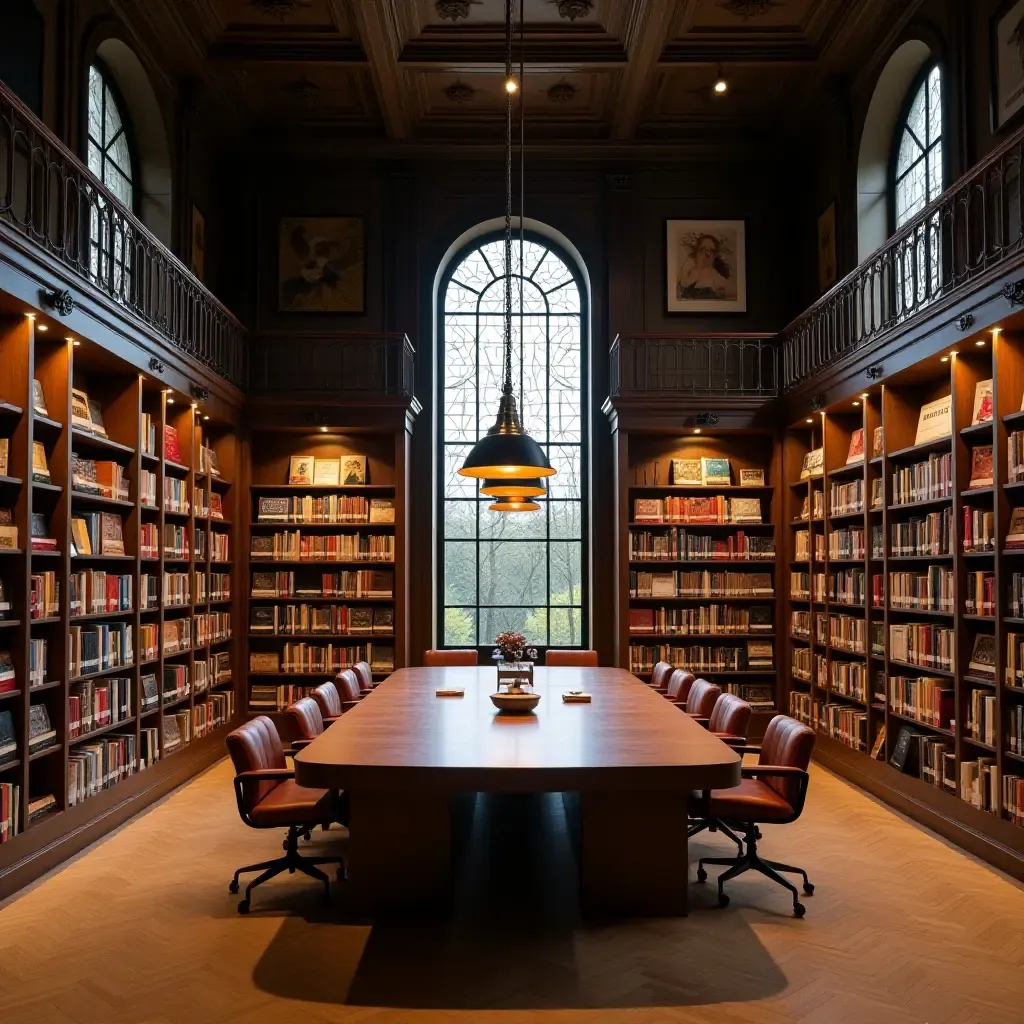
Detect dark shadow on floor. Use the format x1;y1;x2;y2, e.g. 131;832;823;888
251;793;789;1009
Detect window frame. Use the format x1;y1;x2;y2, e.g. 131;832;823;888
889;60;945;236
83;57;138;214
435;229;590;655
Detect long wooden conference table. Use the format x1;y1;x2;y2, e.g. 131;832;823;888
294;666;741;916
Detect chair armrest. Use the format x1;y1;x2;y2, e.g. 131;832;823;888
235;768;294;782
360;688;374;696
713;732;747;745
741;765;808;779
322;715;341;726
732;744;762;756
289;739;314;754
341;700;361;712
687;714;710;726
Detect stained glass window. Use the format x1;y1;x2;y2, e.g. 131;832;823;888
440;236;587;650
86;63;133;290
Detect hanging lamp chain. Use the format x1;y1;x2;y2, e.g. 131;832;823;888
503;0;514;398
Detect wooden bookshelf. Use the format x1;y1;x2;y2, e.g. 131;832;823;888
607;424;783;730
245;425;413;716
0;316;242;889
782;335;1024;875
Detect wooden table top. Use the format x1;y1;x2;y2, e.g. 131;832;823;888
294;666;742;793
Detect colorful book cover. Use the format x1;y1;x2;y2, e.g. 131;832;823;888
972;380;993;425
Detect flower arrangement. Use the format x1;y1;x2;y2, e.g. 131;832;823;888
492;630;537;664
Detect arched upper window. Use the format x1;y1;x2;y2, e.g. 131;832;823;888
439;233;588;651
893;64;942;231
86;62;134;210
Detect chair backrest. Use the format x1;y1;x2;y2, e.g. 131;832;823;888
546;649;598;667
708;693;752;738
335;668;362;703
665;668;696;701
226;716;287;813
424;649;478;666
311;680;344;719
650;661;673;690
685;679;722;717
284;696;325;741
352;661;374;691
760;715;816;810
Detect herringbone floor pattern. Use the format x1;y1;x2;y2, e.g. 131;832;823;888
1;759;1023;1023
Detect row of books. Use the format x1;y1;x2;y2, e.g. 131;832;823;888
829;481;863;517
627;605;772;635
966;688;998;746
632;496;763;525
69;622;133;679
249;644;395;675
889;569;955;612
889;676;953;728
69;571;132;616
192;487;225;520
71;456;128;501
890;509;953;556
69;676;131;738
966;571;995;616
250;532;394;562
192;691;235;739
829;660;867;700
961;758;998;814
889;623;955;671
250;684;315;711
0;782;18;844
829;569;865;606
250;570;394;599
250;604;393;635
626;641;773;674
797;491;825;521
164;478;189;514
628;529;774;562
891;453;953;506
30;572;59;619
71;512;124;556
821;703;868;752
256;495;393;524
68;735;137;807
963;508;995;552
720;682;775;709
828;614;865;653
628;571;773;599
828;527;865;561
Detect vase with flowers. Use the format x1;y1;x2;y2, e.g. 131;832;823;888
490;630;540;713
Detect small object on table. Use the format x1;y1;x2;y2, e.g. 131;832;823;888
562;691;592;703
435;688;465;697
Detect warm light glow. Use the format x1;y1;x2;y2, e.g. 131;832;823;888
694;428;701;434
505;78;518;94
25;312;35;319
191;402;198;410
36;324;48;331
167;398;175;404
460;464;555;479
203;415;209;421
976;340;985;347
320;426;328;433
861;393;868;399
488;499;540;512
940;356;949;362
949;350;958;356
72;340;80;347
806;418;813;424
714;78;728;94
852;401;860;406
481;479;546;498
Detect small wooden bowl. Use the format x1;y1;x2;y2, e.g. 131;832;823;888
490;692;541;714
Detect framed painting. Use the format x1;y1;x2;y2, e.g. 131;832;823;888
817;201;837;294
992;0;1024;131
666;219;746;313
278;216;365;313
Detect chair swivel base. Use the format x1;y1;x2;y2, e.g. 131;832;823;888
695;829;814;917
230;824;345;914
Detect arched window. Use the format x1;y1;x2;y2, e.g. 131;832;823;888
439;234;587;651
86;62;134;209
893;63;942;230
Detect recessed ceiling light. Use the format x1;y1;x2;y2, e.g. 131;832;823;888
320;426;328;433
72;340;80;346
852;401;860;407
694;428;701;434
976;340;985;347
861;393;868;399
949;350;958;356
36;324;47;331
203;414;209;421
505;78;518;94
713;65;727;94
940;356;949;362
806;418;813;424
167;398;175;404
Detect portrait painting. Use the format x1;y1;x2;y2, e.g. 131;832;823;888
341;455;367;486
817;201;837;294
666;219;746;313
278;216;365;313
993;1;1024;131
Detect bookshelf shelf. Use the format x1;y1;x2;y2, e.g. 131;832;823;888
960;422;993;438
628;484;774;494
71;491;134;509
32;414;62;432
0;475;22;486
31;481;61;493
69;716;137;745
0;401;24;416
70;428;134;456
251;483;397;492
887;496;953;512
69;609;134;623
887;436;952;461
27;744;62;764
28;681;61;693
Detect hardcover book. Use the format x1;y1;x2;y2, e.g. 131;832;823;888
31;441;50;483
71;517;92;556
968;634;996;678
914;395;953;445
748;606;773;631
740;683;774;707
972;379;993;425
349;608;374;633
250;607;276;633
739;468;765;487
249;651;280;673
700;457;731;486
846;428;864;465
250;536;274;559
373;606;394;633
0;507;17;550
670;458;703;485
800;448;824;479
100;512;125;556
71;455;101;494
28;704;56;751
730;497;763;524
0;710;16;763
209;493;224;519
312;459;341;486
650;572;676;598
0;578;9;620
257;496;290;522
872;426;883;457
889;726;920;773
32;379;47;416
141;673;159;710
87;399;107;438
969;445;994;489
746;641;774;667
1007;507;1024;548
369;499;395;524
870;724;887;760
0;651;14;688
341;455;367;485
71;388;92;431
0;437;7;476
163;424;182;464
288;455;314;485
251;573;278;596
633;499;662;523
30;513;55;551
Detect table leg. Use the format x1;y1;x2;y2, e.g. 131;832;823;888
343;790;452;914
579;790;688;916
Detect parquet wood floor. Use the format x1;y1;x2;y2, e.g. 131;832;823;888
1;758;1023;1023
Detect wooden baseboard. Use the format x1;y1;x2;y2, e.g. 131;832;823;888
0;725;231;902
813;734;1024;882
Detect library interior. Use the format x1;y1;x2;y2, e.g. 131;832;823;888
1;1;1024;1022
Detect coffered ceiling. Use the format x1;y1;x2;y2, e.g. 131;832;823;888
111;0;924;146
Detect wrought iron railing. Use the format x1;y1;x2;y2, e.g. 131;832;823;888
609;334;778;398
249;332;416;399
0;79;246;389
780;124;1024;392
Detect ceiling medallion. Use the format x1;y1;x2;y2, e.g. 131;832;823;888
444;81;475;104
287;77;321;110
551;0;593;19
435;0;482;21
718;0;781;19
246;0;309;19
547;81;575;104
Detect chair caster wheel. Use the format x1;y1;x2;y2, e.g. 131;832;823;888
228;880;239;894
718;892;730;908
237;899;250;915
696;867;707;883
803;883;815;895
794;902;806;918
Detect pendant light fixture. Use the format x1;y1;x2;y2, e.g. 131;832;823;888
458;0;554;486
480;477;546;498
488;498;542;513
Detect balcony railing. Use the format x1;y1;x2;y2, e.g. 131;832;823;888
249;332;416;400
780;123;1024;392
609;334;778;399
0;79;246;390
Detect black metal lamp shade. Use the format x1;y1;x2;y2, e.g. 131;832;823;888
458;394;554;479
488;498;541;512
480;476;547;498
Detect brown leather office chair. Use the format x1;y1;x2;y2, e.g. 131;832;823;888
649;661;673;691
226;716;345;913
694;715;816;916
310;678;359;725
424;649;478;666
663;668;696;703
284;696;327;749
682;679;722;719
337;667;366;701
352;660;374;691
546;649;598;667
